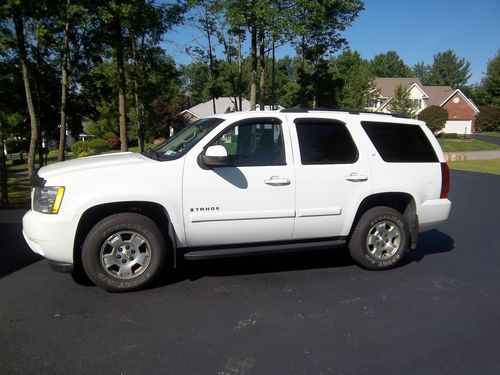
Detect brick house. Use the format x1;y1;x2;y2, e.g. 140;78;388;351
368;78;480;134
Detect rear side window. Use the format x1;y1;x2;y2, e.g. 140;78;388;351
295;119;358;164
361;121;438;162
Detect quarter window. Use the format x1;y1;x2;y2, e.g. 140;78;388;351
295;119;358;164
361;121;438;162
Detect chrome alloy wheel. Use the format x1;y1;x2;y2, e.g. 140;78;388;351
366;221;401;259
100;231;152;279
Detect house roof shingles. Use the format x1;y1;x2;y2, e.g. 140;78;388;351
374;77;456;106
374;77;423;98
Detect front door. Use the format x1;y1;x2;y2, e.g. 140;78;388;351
182;118;295;247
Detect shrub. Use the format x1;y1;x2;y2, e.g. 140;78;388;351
418;106;448;133
102;131;117;140
106;137;120;150
476;106;500;132
71;139;108;157
442;133;458;139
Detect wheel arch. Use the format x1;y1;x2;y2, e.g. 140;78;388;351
73;201;177;272
349;192;418;249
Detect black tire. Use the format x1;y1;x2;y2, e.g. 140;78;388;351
81;213;166;292
349;206;409;270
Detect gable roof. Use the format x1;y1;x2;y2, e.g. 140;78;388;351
441;89;480;113
181;97;251;119
374;77;424;98
372;78;480;113
421;85;455;106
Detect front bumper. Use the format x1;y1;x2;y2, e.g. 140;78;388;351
22;210;78;265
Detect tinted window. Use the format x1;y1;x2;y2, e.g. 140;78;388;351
295;119;358;164
211;121;285;166
361;121;438;162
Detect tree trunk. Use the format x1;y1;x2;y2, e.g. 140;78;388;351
238;32;243;111
13;7;38;177
250;24;257;110
58;0;71;161
271;39;275;110
300;36;306;107
258;28;266;110
130;34;145;153
204;7;217;115
0;122;7;204
112;0;128;152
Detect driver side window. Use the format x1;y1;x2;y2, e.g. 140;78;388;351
213;121;285;166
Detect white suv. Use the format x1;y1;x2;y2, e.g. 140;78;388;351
23;110;452;292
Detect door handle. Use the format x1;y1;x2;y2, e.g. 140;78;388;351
264;176;291;186
345;173;368;182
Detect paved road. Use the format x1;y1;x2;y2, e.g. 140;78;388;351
1;171;500;374
471;133;500;145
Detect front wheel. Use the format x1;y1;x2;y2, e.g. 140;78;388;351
82;213;166;292
349;207;409;270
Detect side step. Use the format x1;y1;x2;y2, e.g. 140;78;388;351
183;239;346;260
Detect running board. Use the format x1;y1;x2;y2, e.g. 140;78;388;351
182;239;346;260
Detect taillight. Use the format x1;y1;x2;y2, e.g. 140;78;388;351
440;162;450;199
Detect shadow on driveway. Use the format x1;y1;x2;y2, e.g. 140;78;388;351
150;229;455;290
1;223;42;278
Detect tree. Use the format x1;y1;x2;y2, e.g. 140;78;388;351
4;1;40;177
479;49;500;108
430;50;471;89
476;106;500;132
418;105;448;133
57;0;71;161
371;51;412;78
290;0;364;105
387;85;417;117
412;61;432;85
333;50;375;110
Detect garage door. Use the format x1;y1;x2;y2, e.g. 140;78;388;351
443;120;472;135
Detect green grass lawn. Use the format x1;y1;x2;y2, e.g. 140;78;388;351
1;147;150;208
438;138;500;152
448;158;500;175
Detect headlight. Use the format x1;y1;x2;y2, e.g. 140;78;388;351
33;186;65;214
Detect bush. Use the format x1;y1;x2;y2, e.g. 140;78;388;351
102;131;117;140
71;139;108;157
418;106;448;133
443;133;458;139
476;106;500;132
106;137;120;150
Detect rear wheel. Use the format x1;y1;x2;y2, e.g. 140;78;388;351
82;213;166;292
349;207;409;270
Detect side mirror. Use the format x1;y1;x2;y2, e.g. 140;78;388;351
201;145;228;167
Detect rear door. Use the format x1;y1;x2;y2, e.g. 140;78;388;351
291;116;373;239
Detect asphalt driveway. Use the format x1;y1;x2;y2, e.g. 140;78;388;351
1;170;499;374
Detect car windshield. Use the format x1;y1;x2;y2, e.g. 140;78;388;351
143;117;224;161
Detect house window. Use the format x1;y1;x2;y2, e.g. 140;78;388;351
411;99;422;109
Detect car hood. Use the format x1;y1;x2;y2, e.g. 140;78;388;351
38;152;154;179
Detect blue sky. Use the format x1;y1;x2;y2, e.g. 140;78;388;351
166;0;500;85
